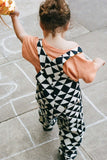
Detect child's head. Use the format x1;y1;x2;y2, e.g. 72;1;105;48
39;0;70;37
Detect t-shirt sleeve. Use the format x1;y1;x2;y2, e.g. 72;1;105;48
22;35;40;72
74;52;98;83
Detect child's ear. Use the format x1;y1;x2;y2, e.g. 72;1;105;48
40;21;44;30
64;22;70;31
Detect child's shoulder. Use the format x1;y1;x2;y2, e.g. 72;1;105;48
65;40;80;50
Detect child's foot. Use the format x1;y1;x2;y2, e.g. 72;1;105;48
43;118;57;131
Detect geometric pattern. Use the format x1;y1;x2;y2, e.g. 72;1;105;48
35;40;85;160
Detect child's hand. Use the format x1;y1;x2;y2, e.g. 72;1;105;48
10;7;20;17
93;58;105;69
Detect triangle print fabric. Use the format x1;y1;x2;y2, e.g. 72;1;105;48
35;40;85;160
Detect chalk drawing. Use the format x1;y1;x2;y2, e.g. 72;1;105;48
0;138;58;160
10;100;36;146
0;82;17;101
1;35;21;54
87;118;107;128
0;102;10;110
11;91;35;102
15;63;36;88
31;99;37;104
0;59;21;68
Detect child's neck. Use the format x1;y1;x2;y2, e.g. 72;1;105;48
43;32;65;43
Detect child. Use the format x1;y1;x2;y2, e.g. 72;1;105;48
10;0;105;159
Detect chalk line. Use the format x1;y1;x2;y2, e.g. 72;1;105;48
86;118;107;128
11;91;35;102
0;92;35;109
0;102;10;110
0;59;22;68
1;35;21;54
14;63;36;88
0;82;17;101
0;138;58;160
31;99;37;104
82;90;107;118
10;100;35;147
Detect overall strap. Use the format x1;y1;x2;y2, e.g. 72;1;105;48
54;46;82;69
57;46;82;64
37;39;83;68
37;40;51;69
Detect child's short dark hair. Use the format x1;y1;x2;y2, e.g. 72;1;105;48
39;0;71;37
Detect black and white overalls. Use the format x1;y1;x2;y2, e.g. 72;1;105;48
35;40;85;160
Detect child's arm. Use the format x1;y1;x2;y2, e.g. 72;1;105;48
10;9;27;43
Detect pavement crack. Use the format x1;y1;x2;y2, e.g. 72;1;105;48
0;107;38;124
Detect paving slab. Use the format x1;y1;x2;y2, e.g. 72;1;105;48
0;103;15;123
12;93;38;116
0;117;33;159
66;20;89;39
0;52;8;65
82;97;104;127
0;35;22;62
82;121;107;160
83;81;107;116
73;27;107;60
16;59;36;85
69;0;107;31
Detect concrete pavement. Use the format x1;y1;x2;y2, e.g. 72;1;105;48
0;0;107;160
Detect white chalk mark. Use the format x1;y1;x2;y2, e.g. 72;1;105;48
0;59;22;68
0;146;35;160
31;100;37;104
78;148;86;160
0;102;10;109
1;35;21;54
0;138;58;160
12;91;35;102
87;118;107;128
0;92;35;109
14;63;36;88
82;90;107;118
35;137;59;149
0;82;17;100
10;100;35;147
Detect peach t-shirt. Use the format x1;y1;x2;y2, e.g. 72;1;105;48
22;35;98;83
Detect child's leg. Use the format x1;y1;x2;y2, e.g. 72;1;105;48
38;108;56;131
57;105;85;160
